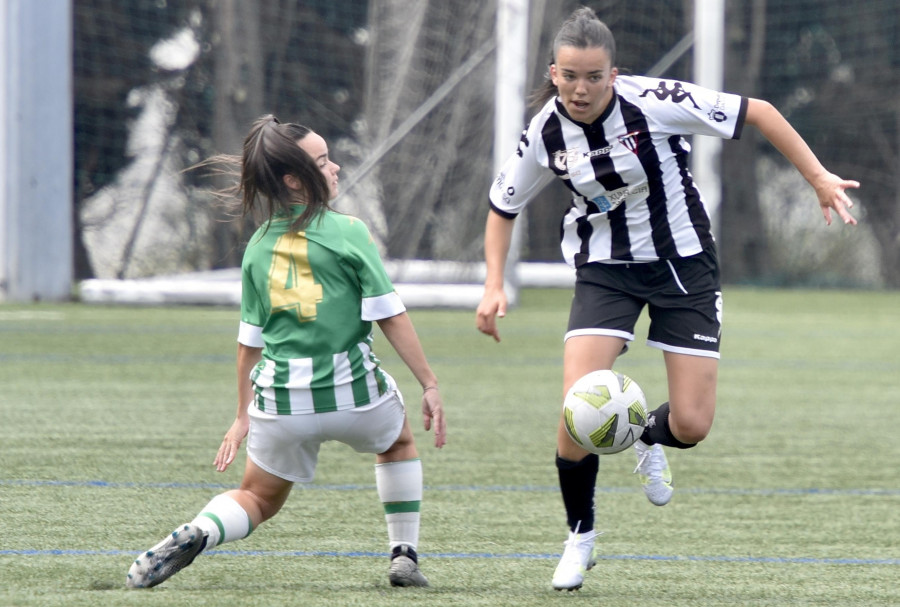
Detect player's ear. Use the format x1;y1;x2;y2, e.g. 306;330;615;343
283;173;301;190
549;63;559;86
609;66;618;85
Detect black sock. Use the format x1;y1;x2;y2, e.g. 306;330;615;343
556;452;599;533
640;402;696;449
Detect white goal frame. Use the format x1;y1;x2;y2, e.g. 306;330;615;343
76;0;723;309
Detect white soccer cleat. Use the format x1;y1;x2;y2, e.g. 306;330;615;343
388;545;429;587
634;441;673;506
126;524;207;589
551;527;599;591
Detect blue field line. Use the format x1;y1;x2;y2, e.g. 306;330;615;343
1;478;898;497
3;352;899;371
1;548;898;566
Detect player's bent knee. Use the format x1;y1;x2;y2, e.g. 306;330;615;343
672;418;712;445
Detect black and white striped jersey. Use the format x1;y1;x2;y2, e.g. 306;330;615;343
489;74;748;265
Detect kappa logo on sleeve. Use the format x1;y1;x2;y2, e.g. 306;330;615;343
639;81;700;110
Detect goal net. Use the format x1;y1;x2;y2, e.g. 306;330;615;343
74;1;692;307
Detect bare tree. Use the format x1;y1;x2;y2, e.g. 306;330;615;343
208;0;264;268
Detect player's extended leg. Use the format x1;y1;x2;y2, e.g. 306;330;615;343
376;417;429;587
126;460;293;589
634;352;718;505
552;334;625;591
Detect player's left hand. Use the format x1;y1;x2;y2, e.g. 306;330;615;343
814;172;859;226
214;415;250;472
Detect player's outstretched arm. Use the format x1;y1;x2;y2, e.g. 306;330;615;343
376;312;446;448
215;343;263;471
476;210;517;342
745;98;859;226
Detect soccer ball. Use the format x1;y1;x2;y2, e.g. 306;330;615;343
562;370;648;455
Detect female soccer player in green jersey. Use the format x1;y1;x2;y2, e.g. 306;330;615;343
127;115;447;590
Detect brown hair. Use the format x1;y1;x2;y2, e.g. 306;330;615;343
240;114;331;232
195;114;332;233
530;7;617;107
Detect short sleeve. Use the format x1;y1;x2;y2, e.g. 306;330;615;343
239;248;268;329
489;104;557;218
341;217;406;320
624;75;747;140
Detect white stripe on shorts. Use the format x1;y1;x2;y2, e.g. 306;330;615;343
564;327;634;343
647;339;720;359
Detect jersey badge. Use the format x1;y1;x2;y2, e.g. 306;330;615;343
617;131;641;155
552;148;581;179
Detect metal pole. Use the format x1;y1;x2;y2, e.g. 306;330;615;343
692;0;725;234
495;0;528;304
0;0;73;301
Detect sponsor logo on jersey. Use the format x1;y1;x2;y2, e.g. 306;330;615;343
590;183;649;213
708;94;728;122
639;81;700;109
583;145;613;159
495;172;517;204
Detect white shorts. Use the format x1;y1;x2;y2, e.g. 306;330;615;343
246;387;407;483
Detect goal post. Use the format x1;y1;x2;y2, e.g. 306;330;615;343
0;0;73;302
691;0;725;234
494;0;529;307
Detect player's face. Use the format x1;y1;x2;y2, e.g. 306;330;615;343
550;45;617;125
298;132;341;200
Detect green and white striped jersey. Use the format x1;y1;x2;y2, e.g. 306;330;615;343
238;208;405;414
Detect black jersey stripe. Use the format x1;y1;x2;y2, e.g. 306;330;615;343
619;97;677;259
583;123;627;192
607;203;631;261
541;113;579;197
670;135;714;248
582;121;630;261
543;113;598;263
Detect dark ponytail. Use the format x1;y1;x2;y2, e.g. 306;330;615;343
240;115;331;232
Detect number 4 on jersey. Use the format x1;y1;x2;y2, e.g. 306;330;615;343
268;232;323;321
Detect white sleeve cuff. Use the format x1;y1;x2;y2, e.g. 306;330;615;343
361;291;406;321
237;321;264;347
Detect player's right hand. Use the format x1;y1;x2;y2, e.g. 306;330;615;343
476;287;507;342
214;415;249;472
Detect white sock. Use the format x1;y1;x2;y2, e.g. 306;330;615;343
375;458;423;551
190;494;253;549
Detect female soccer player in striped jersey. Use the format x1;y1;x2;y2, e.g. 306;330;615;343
127;115;446;589
476;7;858;591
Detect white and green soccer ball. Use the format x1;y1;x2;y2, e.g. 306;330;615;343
563;370;648;455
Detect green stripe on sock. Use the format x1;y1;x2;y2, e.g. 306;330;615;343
200;512;226;542
383;500;421;514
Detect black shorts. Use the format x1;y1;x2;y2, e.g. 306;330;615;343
566;245;723;358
